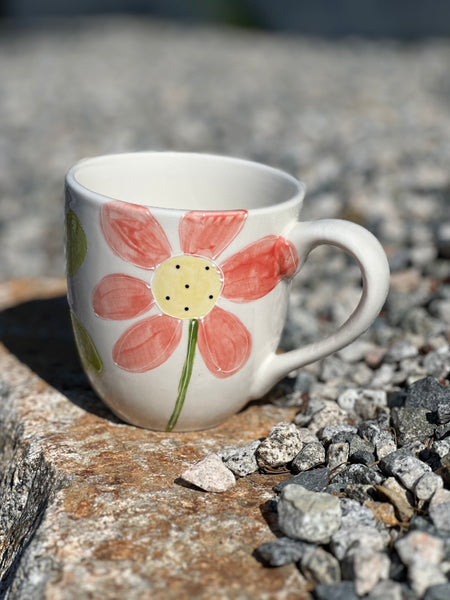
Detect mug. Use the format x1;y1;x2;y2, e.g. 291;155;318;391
65;152;390;432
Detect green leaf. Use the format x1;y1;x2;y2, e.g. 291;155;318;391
166;318;198;432
70;310;103;376
65;209;87;277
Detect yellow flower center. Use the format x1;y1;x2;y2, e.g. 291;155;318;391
152;255;223;319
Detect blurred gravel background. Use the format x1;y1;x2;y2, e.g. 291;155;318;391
1;16;449;281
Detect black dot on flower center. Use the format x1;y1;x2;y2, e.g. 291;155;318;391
209;295;213;299
184;307;189;311
176;264;180;269
205;266;210;270
165;296;170;301
185;284;190;289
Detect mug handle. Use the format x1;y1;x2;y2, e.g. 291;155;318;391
251;219;390;398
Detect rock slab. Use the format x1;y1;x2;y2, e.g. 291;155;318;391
0;279;306;600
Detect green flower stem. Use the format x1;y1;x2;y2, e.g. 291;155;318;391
166;318;198;432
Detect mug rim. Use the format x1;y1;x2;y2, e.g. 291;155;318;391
65;151;306;214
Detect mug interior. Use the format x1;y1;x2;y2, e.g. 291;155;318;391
71;152;302;211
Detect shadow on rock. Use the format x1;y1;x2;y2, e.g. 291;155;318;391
0;295;120;423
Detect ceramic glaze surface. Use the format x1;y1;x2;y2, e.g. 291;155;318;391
65;152;390;431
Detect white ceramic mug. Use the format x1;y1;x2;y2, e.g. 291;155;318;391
65;152;389;432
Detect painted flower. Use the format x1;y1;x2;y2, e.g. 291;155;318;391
92;200;298;430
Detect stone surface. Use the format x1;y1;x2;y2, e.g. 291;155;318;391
0;280;306;599
277;485;342;544
180;453;236;492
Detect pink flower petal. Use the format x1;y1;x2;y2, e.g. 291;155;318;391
92;274;154;320
179;210;247;259
221;235;298;302
100;201;172;269
113;314;182;372
198;306;251;378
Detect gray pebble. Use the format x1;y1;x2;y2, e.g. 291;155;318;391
357;420;384;445
379;449;431;490
320;356;352;381
370;364;397;388
429;488;450;532
331;524;390;561
300;546;341;584
375;430;398;460
366;580;403;600
434;422;450;440
350;449;377;466
424;583;450;600
222;440;261;477
256;422;305;469
439;452;450;487
294;371;316;393
390;406;436;446
277;485;342;544
428;299;450;321
274;467;330;493
326;442;349;471
396;530;444;566
408;557;447;598
384;340;419;363
436;402;450;425
414;472;444;501
318;424;358;443
431;438;450;458
339;497;377;528
337;340;375;363
344;549;391;596
292;441;326;473
306;401;349;434
404;377;450;411
331;463;385;486
255;537;311;567
350;362;374;387
314;581;359;600
423;347;450;379
348;434;375;457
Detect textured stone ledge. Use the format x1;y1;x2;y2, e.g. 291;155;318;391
0;279;306;599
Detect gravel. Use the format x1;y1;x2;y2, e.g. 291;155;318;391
277;485;342;544
188;375;450;598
